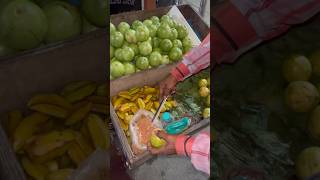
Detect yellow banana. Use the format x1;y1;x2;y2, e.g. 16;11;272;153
61;81;92;96
4;110;22;138
30;104;69;119
118;92;131;100
45;169;74;180
74;132;94;156
21;157;49;180
124;114;133;124
28;94;72;110
91;104;108;114
33;143;72;164
44;161;58;172
27;130;75;156
96;84;107;97
113;97;124;110
63;82;97;103
13;113;49;152
87;114;109;150
67;142;87;166
116;111;125;120
65;102;92;126
87;96;107;104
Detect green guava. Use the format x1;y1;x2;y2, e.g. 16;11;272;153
309;51;320;77
152;37;161;48
173;39;182;49
285;81;319;113
138;41;152;56
81;0;107;27
147;24;157;37
160;39;173;52
143;19;152;27
122;46;134;62
82;16;98;34
296;147;320;180
160;15;173;27
115;48;123;61
182;37;192;53
43;1;81;44
124;29;137;44
136;25;149;42
128;43;138;55
157;24;171;39
169;47;182;61
123;62;135;75
149;51;162;67
111;61;125;78
283;55;312;82
110;31;124;48
136;56;149;70
0;0;48;50
170;28;178;40
161;55;170;65
153;47;162;54
117;22;130;35
150;16;159;24
110;23;116;34
176;23;188;39
132;20;143;30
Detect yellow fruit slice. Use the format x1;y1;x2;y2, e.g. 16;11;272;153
13;113;49;152
144;95;153;103
150;108;156;114
113;97;124;110
65;102;92;126
130;93;140;101
74;132;94;156
150;134;166;148
118;91;132;99
63;82;97;103
61;81;92;96
28;94;72;110
137;98;145;109
128;87;140;95
87;114;109;150
91;104;108;114
144;87;156;94
27;130;75;156
21;157;49;180
116;111;125;120
30;104;69;119
45;169;74;180
119;119;128;131
119;103;130;112
145;101;153;110
67;142;87;166
153;101;160;109
33;143;72;164
131;105;139;114
124;113;133;124
4;110;22;138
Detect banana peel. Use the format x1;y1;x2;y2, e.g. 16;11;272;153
30;104;69;119
65;102;92;126
45;169;74;180
21;157;49;180
28;94;72;110
4;110;22;138
87;114;109;150
63;82;97;103
67;142;87;166
13;113;49;152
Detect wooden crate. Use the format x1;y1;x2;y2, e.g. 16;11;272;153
0;29;108;180
110;5;210;169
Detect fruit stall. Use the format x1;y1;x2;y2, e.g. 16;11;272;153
110;5;210;169
0;1;109;180
212;13;320;179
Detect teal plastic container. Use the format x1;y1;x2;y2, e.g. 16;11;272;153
165;117;191;135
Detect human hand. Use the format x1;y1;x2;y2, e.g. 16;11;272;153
147;131;177;155
159;75;178;101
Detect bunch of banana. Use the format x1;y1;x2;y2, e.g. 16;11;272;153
2;81;109;180
111;85;177;142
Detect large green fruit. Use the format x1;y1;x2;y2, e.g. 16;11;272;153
149;51;162;67
309;51;320;77
110;23;116;34
136;25;149;42
136;56;149;70
110;31;124;48
81;0;107;27
82;16;98;34
132;20;143;30
160;39;172;52
157;24;171;39
138;41;152;56
169;47;182;61
124;29;137;44
43;1;81;44
285;81;319;113
176;23;188;39
296;147;320;180
117;22;130;35
110;61;125;78
122;46;134;62
308;106;320;141
0;0;47;50
283;55;312;82
123;62;135;75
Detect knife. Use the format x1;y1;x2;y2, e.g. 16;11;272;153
151;96;168;123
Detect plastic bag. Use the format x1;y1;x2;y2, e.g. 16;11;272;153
129;109;163;155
